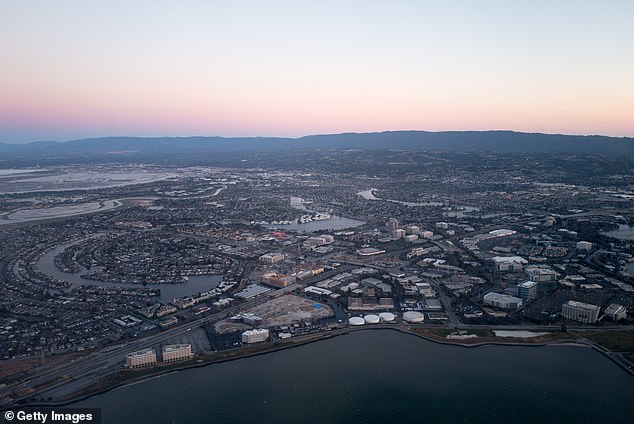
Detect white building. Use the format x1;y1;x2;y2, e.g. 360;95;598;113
483;292;523;310
126;348;157;368
259;252;285;264
525;266;557;282
162;344;193;363
561;300;600;323
242;328;270;344
576;241;593;252
604;303;627;321
491;256;528;272
235;284;271;300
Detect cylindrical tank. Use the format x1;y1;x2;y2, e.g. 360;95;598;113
349;316;365;326
364;314;380;324
379;312;395;322
402;311;424;323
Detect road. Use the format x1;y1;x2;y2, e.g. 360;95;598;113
0;264;355;406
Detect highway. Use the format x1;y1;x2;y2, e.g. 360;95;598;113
0;265;354;406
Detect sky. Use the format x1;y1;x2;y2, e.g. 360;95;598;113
1;0;633;143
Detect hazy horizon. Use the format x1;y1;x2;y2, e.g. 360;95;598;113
2;128;634;145
2;0;633;143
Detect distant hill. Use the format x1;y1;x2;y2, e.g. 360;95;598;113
0;131;632;160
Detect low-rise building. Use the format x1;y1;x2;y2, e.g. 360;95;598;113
561;300;600;323
261;272;295;288
491;256;528;272
242;328;270;344
525;266;557;282
235;284;271;300
259;252;285;264
483;292;523;310
604;303;627;321
576;241;593;252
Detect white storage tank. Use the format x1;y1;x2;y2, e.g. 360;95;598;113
364;314;380;324
402;311;424;323
349;316;365;326
379;312;395;322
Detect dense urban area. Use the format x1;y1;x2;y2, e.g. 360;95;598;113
1;148;633;406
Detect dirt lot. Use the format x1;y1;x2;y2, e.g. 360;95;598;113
215;294;334;333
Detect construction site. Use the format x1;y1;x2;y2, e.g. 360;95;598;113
214;294;335;333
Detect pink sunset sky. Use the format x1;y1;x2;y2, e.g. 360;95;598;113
1;0;633;143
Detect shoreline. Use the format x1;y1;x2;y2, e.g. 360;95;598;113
7;325;632;410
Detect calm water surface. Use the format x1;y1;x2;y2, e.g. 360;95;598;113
36;239;222;302
75;330;634;424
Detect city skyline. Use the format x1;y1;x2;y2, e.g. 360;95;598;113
1;0;633;143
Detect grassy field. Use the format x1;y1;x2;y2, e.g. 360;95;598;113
575;330;634;353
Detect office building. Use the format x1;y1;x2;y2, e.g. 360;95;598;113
517;281;538;301
491;256;528;272
242;328;270;344
604;303;627;321
561;300;600;323
259;252;285;264
126;348;157;368
387;218;399;231
162;344;193;363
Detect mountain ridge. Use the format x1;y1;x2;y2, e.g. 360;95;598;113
0;130;632;158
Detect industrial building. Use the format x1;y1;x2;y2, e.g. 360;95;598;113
241;328;270;344
561;300;600;323
356;247;386;259
125;348;157;368
162;344;193;363
517;281;538;301
235;284;271;300
348;297;394;311
483;292;523;310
